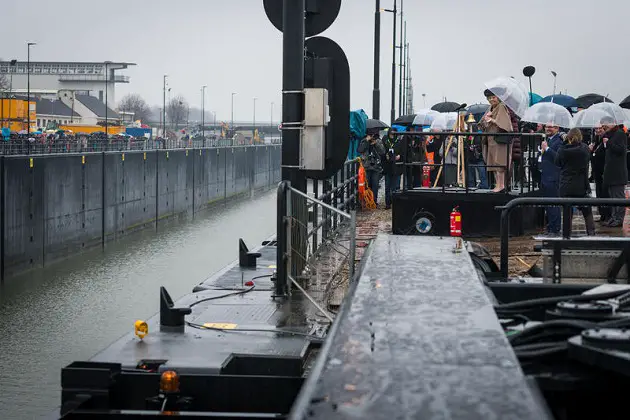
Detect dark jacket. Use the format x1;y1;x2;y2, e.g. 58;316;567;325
590;136;606;179
603;126;628;187
555;142;590;197
405;134;426;164
508;108;521;161
357;136;386;173
541;133;563;187
382;134;405;175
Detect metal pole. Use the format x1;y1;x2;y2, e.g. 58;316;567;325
390;0;397;125
162;75;167;137
403;23;407;114
398;0;403;116
271;101;274;140
373;0;380;120
105;62;108;136
202;85;207;139
253;97;257;140
231;92;236;132
27;43;35;133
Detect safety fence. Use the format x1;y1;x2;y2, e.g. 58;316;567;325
497;197;630;281
0;137;282;155
276;160;359;317
392;131;546;194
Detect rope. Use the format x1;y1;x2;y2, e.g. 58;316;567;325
361;187;377;210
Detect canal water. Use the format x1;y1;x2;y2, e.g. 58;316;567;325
0;190;277;419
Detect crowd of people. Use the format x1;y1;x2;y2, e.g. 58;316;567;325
357;90;629;236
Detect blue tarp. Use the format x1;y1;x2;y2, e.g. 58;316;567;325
126;127;152;138
348;109;368;160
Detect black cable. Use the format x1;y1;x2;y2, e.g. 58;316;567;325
494;289;630;312
513;341;567;352
188;286;255;308
509;320;597;345
514;344;567;359
186;321;323;342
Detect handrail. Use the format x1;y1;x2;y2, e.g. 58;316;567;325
497;197;630;279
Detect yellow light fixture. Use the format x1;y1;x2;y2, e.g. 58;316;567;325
466;114;476;124
134;320;148;340
160;370;180;394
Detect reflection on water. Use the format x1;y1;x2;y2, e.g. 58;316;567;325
0;190;277;419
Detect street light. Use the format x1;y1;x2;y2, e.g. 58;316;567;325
253;97;257;139
201;85;207;140
551;71;557;96
27;42;36;134
162;74;168;137
231;92;237;131
104;61;112;136
271;101;274;137
381;1;397;124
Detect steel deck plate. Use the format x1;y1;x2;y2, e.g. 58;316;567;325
292;234;551;420
89;243;312;375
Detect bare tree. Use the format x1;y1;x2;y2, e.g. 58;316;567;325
0;60;9;91
118;93;152;123
167;95;188;129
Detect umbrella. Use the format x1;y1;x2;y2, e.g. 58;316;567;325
575;93;613;109
572;108;611;128
393;114;417;125
539;94;578;109
412;109;440;126
431;101;461;113
522;102;574;128
465;104;489;121
366;119;389;130
589;102;629;126
529;92;543;106
619;95;630;109
430;112;459;131
484;77;529;118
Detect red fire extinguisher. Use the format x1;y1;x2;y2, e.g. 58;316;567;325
450;206;462;237
422;166;431;187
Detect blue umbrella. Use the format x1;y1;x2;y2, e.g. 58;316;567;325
539;94;577;109
529;92;543;105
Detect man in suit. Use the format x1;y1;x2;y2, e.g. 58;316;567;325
540;124;563;236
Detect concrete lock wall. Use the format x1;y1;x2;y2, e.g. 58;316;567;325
1;145;281;281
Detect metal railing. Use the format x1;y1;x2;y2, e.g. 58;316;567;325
497;197;630;279
392;131;545;194
0;137;281;155
276;160;359;315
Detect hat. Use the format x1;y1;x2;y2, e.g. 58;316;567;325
484;89;494;97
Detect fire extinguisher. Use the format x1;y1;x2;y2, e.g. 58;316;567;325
450;206;462;237
422;166;431;187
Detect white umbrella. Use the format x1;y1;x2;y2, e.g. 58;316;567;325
522;102;574;128
572;108;610;128
412;109;440;126
590;102;629;126
484;77;530;118
430;112;459;131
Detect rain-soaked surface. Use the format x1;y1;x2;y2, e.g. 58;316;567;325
0;190;277;420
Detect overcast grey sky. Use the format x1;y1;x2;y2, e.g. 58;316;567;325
2;0;629;122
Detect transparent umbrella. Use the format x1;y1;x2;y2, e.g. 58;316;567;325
430;112;459;131
572;108;611;128
484;77;530;118
412;109;440;126
590;102;629;125
522;102;574;128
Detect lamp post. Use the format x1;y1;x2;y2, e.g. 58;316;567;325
201;85;207;140
104;61;112;136
270;101;274;139
26;42;36;133
398;0;404;116
422;93;426;107
231;92;236;131
253;97;257;139
551;71;557;96
162;75;168;136
373;0;380;119
382;2;397;124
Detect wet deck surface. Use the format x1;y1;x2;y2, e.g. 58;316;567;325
299;234;549;420
90;241;319;374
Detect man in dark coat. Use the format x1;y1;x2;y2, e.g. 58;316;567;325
589;126;610;222
382;128;405;209
540;124;563;236
602;120;628;227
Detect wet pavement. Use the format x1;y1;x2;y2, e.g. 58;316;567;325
0;190;277;420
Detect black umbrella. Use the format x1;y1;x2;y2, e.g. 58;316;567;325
393;114;416;125
431;101;461;113
366;119;389;130
575;93;613;109
620;95;630;109
465;104;490;123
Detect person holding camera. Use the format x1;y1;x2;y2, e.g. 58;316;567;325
358;130;386;205
382;128;405;209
